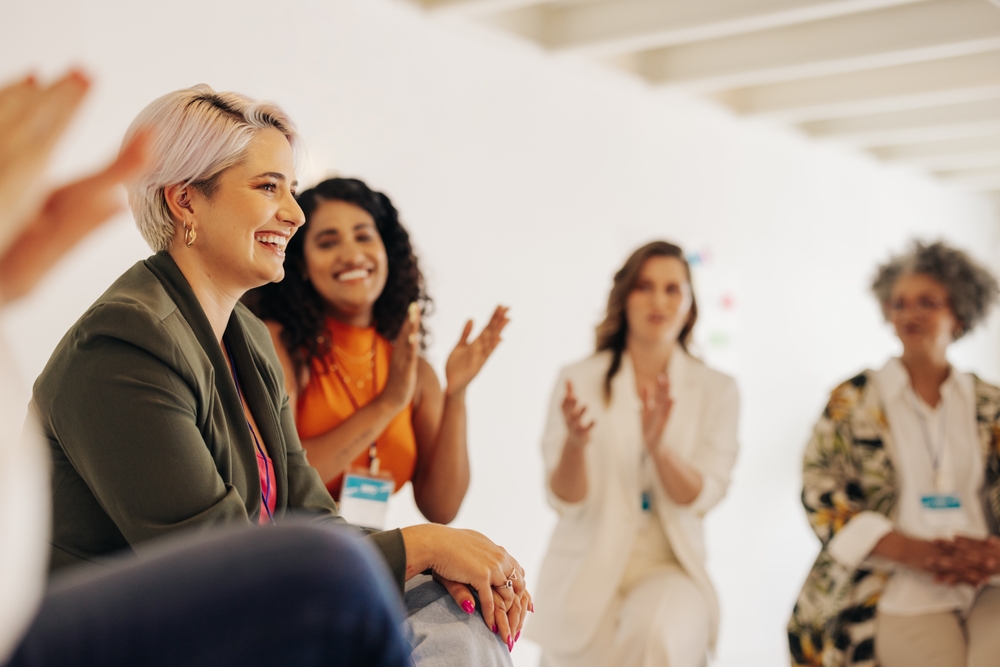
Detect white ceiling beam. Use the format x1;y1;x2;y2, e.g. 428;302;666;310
800;98;1000;146
528;0;926;57
720;50;1000;121
417;0;543;17
638;0;1000;92
934;166;1000;191
873;135;1000;162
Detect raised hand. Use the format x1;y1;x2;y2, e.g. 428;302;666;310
444;305;510;396
562;380;595;449
0;128;151;304
0;70;153;305
641;374;673;453
0;70;90;239
381;302;421;411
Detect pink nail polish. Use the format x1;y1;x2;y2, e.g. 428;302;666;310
515;631;521;642
492;624;498;634
529;602;535;613
508;636;514;651
461;600;475;614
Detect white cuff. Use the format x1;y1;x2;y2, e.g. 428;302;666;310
827;511;895;570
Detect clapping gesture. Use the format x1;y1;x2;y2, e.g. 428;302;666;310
641;374;673;454
0;70;151;304
562;381;595;449
444;305;509;396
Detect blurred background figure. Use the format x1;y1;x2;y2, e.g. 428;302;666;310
246;176;508;525
789;241;1000;667
527;241;739;667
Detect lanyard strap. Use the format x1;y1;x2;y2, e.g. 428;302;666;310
909;392;948;488
224;341;274;523
329;335;380;475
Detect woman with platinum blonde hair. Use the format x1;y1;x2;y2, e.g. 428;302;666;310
30;84;529;664
789;240;1000;667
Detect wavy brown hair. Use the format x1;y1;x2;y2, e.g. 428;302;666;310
595;241;697;403
244;177;431;380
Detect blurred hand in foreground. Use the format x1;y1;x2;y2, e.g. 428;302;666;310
0;70;151;304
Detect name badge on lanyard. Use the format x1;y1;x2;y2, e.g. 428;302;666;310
920;492;966;529
339;469;395;530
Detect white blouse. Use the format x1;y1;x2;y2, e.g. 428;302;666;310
828;358;990;615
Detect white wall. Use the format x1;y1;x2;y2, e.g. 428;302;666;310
3;1;999;665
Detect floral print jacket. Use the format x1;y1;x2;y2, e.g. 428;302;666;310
787;370;1000;667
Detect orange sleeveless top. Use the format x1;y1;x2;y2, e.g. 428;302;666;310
295;318;417;498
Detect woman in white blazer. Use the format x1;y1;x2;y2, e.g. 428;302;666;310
526;241;739;667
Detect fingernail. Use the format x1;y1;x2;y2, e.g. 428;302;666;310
461;600;475;614
508;636;514;651
529;602;535;613
492;624;498;634
515;631;521;642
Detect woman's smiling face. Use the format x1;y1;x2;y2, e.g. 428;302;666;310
184;127;304;291
302;199;388;325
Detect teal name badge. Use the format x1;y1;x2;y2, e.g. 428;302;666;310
920;493;965;528
339;474;394;530
921;494;961;510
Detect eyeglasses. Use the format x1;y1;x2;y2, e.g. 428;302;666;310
887;297;949;314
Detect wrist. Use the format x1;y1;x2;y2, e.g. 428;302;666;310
444;384;467;400
374;388;408;415
401;524;443;579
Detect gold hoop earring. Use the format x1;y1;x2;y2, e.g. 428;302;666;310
184;222;197;248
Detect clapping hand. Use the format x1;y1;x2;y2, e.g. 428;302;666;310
0;70;89;238
444;305;509;396
562;380;595;449
641;374;673;454
382;302;422;411
0;70;151;304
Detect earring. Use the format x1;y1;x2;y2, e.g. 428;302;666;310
183;222;197;248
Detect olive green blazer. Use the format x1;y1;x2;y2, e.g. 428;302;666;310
33;252;404;588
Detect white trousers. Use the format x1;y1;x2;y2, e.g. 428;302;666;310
875;585;1000;667
539;564;709;667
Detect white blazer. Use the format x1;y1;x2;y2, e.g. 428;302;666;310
526;349;739;655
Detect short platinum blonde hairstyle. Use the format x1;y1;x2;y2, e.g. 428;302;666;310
123;84;300;252
872;240;999;338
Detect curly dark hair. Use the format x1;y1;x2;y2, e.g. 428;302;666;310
871;239;999;338
244;177;431;379
594;241;698;403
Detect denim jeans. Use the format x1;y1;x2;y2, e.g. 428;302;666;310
5;522;411;667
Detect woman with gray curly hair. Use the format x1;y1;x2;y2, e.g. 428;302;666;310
788;241;1000;667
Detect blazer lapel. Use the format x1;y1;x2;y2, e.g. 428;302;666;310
144;252;271;519
610;354;643;507
225;313;288;513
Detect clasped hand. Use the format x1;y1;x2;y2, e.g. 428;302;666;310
923;535;1000;586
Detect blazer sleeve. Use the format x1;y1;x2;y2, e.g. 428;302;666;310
686;376;740;516
43;308;252;545
800;380;893;559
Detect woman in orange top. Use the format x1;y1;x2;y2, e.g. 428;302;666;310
246;177;508;524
